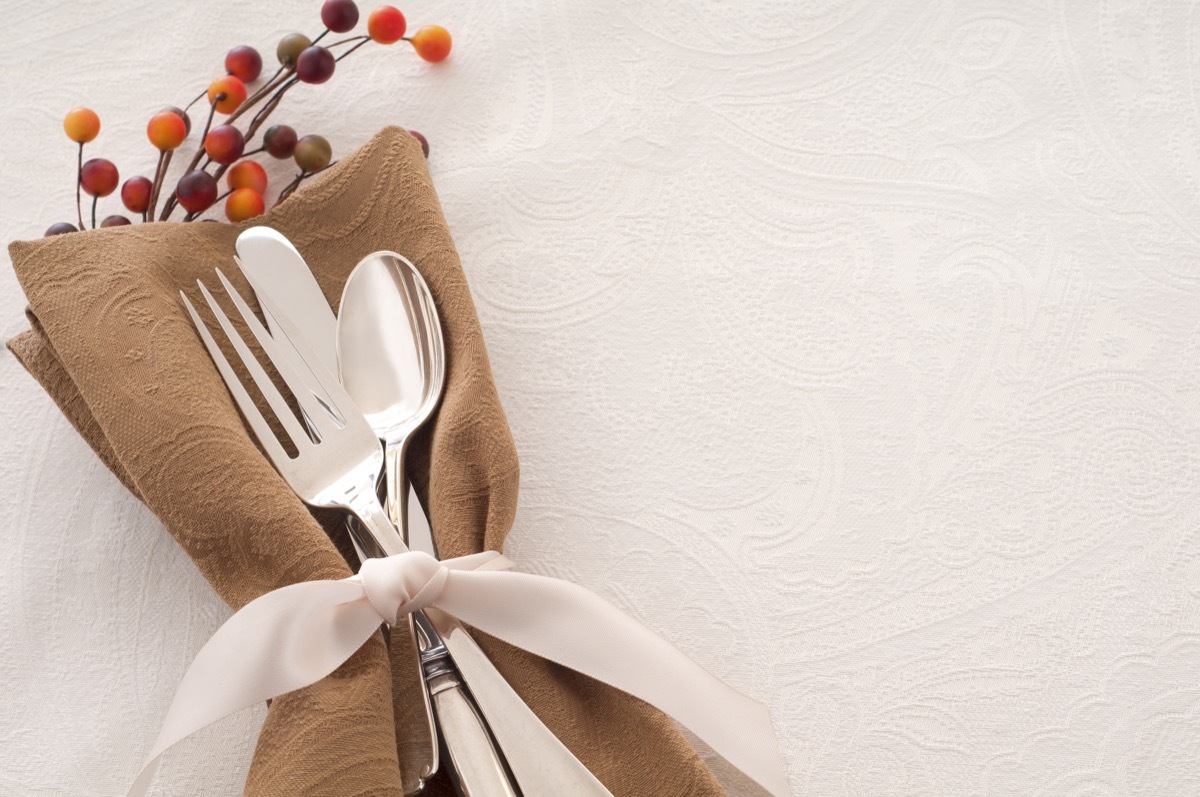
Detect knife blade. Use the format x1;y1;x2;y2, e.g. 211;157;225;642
235;226;338;372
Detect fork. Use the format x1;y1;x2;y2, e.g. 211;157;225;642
181;269;517;796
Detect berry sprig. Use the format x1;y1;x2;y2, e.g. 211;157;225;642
46;1;451;237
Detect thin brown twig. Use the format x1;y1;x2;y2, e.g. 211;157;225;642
183;87;207;113
226;67;291;126
247;77;298;133
326;35;370;48
334;39;370;62
75;143;84;230
276;171;306;204
276;161;336;205
146;149;169;221
160;99;220;220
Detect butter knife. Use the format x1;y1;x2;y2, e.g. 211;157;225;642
235;227;438;793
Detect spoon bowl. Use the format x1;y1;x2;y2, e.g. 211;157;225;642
336;251;446;531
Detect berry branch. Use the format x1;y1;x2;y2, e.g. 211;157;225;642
46;2;450;236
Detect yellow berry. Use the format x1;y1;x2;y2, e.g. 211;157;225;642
64;107;101;144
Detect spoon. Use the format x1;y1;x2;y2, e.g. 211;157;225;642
337;251;615;797
336;251;445;540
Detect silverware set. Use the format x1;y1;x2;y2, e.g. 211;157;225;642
183;227;611;796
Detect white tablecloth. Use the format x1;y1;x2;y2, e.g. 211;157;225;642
4;2;1199;795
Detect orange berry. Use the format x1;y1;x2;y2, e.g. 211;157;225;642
227;160;268;194
410;25;451;62
204;125;245;164
207;76;248;114
368;6;406;43
225;188;265;222
146;110;188;151
64;107;101;144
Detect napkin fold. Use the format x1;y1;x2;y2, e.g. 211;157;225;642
7;127;726;796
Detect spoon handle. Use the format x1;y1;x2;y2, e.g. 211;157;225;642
384;441;410;544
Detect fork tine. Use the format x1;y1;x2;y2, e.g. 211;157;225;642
239;270;373;438
213;268;345;441
196;277;313;455
181;291;293;468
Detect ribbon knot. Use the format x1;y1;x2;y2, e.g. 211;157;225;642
359;550;448;624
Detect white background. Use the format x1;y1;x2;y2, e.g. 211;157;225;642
4;1;1200;795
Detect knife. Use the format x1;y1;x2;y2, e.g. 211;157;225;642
235;227;346;428
407;485;614;795
235;227;438;794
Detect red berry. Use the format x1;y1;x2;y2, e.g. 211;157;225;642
294;135;332;172
227;160;268;194
80;158;119;197
321;0;360;33
63;108;100;144
410;25;451;62
264;124;298;158
277;33;312;67
100;215;131;227
225;45;263;82
176;171;218;214
208;76;247;114
409;130;429;158
204;125;246;165
367;6;406;43
121;176;153;213
226;188;265;222
147;110;188;151
296;46;336;84
45;222;78;236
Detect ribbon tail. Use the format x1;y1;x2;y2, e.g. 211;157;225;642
436;570;791;797
125;579;381;797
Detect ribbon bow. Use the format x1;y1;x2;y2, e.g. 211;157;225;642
127;550;789;796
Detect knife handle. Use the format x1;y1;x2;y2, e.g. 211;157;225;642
414;613;517;797
429;681;518;796
350;496;520;795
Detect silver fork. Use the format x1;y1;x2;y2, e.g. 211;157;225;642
181;269;518;796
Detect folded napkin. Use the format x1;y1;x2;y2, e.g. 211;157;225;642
7;127;725;796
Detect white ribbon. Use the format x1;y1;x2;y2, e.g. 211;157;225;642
127;550;789;797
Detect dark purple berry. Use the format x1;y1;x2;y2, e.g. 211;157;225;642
409;130;429;158
45;222;78;236
321;0;360;33
264;124;298;158
296;46;335;84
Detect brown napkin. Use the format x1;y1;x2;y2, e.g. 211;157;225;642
6;127;723;796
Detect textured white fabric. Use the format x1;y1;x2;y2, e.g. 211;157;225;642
2;2;1200;796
